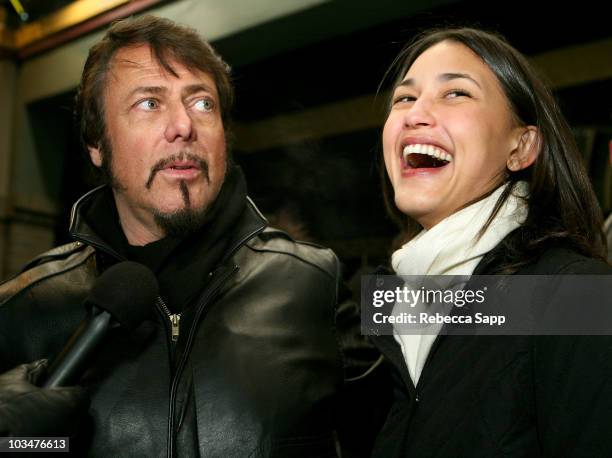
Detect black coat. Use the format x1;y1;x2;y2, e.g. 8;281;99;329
0;188;388;457
371;238;612;458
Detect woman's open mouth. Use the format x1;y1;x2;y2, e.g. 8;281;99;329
402;144;453;170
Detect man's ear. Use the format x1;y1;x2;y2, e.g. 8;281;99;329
88;145;103;167
507;126;540;172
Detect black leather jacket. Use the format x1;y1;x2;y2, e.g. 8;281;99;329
0;189;386;457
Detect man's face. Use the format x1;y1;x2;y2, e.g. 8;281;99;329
88;44;227;242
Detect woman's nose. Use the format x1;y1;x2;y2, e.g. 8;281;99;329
403;98;435;128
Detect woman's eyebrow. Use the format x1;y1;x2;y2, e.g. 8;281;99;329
394;72;482;91
438;72;481;88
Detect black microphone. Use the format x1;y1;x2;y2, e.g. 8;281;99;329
43;262;159;388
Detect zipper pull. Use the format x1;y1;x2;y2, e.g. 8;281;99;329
170;314;181;342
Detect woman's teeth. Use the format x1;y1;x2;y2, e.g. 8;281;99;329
402;144;453;163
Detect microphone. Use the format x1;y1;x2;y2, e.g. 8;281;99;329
43;262;159;388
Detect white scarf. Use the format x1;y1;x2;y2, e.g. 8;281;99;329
391;182;529;385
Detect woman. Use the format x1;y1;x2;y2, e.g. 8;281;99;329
371;28;612;457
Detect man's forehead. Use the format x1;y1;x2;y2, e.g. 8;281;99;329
108;44;216;89
110;44;161;71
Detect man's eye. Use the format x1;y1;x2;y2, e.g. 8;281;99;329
138;99;158;110
194;98;214;112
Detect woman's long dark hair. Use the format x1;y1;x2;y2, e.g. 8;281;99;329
381;28;607;273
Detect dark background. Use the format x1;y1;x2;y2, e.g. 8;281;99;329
20;0;612;286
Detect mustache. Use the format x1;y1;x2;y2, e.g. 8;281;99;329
145;152;209;189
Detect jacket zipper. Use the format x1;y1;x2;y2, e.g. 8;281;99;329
166;264;239;458
165;224;266;458
168;224;266;458
156;296;181;342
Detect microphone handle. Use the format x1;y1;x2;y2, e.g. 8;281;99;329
43;312;112;388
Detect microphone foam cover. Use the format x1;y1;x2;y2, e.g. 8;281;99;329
87;261;159;330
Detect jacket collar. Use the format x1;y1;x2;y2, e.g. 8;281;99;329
68;185;268;263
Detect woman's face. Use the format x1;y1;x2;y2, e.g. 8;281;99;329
383;40;523;229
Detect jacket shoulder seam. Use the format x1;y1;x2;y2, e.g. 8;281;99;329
0;246;95;307
19;242;88;273
244;243;337;281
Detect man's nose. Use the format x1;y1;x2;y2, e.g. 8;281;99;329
164;103;195;142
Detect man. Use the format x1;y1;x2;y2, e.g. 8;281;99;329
0;15;386;456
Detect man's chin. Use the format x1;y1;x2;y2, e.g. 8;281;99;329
152;205;209;239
